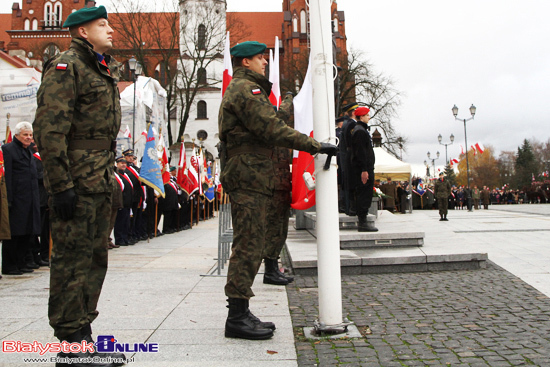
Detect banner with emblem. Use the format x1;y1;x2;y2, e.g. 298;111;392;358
139;124;165;197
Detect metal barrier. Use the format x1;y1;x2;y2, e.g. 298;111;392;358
206;194;232;276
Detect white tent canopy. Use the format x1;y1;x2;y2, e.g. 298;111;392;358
374;147;411;182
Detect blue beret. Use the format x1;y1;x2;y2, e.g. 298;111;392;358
63;6;108;28
230;41;267;58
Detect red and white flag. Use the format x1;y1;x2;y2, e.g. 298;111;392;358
268;37;281;109
460;145;464;155
157;130;171;185
176;139;188;192
474;142;484;154
187;145;199;195
291;57;315;210
123;125;131;138
450;158;459;166
221;32;233;97
470;145;477;156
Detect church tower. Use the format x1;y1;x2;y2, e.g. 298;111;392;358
178;0;227;158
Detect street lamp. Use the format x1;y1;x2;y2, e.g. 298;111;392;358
128;57;143;150
438;133;454;164
426;151;440;179
452;104;476;211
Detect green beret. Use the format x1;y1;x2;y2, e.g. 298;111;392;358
169;166;177;172
230;41;267;58
63;6;108;28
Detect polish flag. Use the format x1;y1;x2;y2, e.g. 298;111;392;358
474;142;484;154
221;32;233;97
157;131;171;184
470;145;477;156
291;57;315;210
123;125;131;138
268;37;281;109
187;146;199;195
450;158;459;166
460;145;464;155
177;139;188;192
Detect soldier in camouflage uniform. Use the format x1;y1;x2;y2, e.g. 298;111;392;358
33;6;124;367
263;94;295;286
219;41;337;340
434;172;452;221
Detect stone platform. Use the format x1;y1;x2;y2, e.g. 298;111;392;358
286;210;487;275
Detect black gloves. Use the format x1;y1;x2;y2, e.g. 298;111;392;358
53;188;77;221
319;142;338;156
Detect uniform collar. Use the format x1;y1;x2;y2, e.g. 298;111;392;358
233;67;272;96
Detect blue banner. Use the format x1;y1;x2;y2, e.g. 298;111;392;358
204;166;215;202
138;124;165;198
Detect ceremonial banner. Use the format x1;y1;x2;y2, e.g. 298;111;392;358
139;124;165;197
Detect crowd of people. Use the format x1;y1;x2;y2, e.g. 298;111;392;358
0;128;217;277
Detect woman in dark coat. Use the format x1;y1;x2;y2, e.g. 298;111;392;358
1;122;40;275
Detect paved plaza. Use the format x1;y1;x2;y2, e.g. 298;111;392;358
0;204;549;366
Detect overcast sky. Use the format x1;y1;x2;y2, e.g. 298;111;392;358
3;0;550;176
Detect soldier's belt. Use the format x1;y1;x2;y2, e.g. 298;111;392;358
68;139;117;152
227;146;273;159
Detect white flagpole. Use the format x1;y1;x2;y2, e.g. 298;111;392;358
309;0;343;330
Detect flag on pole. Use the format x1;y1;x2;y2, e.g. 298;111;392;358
123;125;131;138
474;142;484;154
221;32;233;97
470;145;477;156
460;145;464;155
268;36;281;109
5;126;12;144
188;145;200;195
291;56;315;210
139;124;165;197
157;129;171;184
204;165;215;202
450;158;459;166
176;139;188;192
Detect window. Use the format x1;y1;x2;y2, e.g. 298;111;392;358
292;16;298;33
24;19;30;30
197;100;207;119
197;24;206;50
32;19;38;30
43;43;60;62
197;68;207;85
300;10;307;34
154;63;171;86
333;16;338;33
44;1;62;28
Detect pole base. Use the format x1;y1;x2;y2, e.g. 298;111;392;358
312;318;355;336
303;320;361;340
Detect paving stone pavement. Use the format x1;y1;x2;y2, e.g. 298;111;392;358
287;262;550;366
286;204;550;367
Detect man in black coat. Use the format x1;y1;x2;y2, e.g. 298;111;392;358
350;107;378;232
1;122;40;275
339;103;360;216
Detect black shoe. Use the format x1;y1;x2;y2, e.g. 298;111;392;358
272;257;294;283
263;258;290;285
56;326;123;367
2;269;23;275
36;259;50;267
20;268;34;273
26;262;40;269
225;298;273;340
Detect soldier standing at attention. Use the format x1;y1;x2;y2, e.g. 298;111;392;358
263;94;295;286
219;41;337;340
434;172;452;221
350;106;378;232
34;6;125;366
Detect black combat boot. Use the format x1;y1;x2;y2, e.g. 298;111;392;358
85;324;126;366
358;215;378;232
244;299;276;330
56;326;121;367
273;257;294;283
263;258;289;285
225;298;274;340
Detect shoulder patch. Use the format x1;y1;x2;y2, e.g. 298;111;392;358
251;88;261;95
56;63;68;70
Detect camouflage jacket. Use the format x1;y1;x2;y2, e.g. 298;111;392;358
434;178;452;199
272;94;293;192
218;67;320;195
34;38;121;195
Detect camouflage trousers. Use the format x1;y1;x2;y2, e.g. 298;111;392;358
264;190;291;260
438;197;449;216
225;190;269;300
48;193;111;338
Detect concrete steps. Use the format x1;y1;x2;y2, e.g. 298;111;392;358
286;210;487;275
